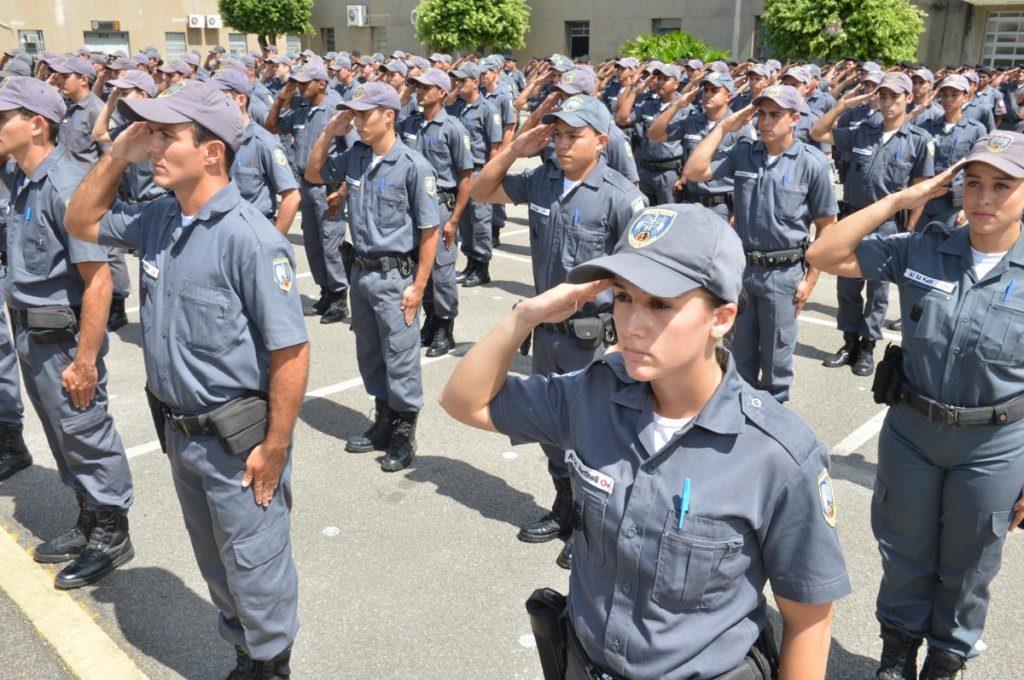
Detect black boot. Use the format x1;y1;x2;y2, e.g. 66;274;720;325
455;259;476;283
492;224;501;249
319;292;349;324
303;288;330;317
381;412;417;472
876;625;922;680
555;540;572;570
853;339;877;377
823;331;860;368
34;492;94;564
518;477;573;543
918;647;966;680
0;423;31;481
420;311;439;347
226;646;291;679
54;507;134;589
462;259;490;287
426;318;455;357
107;296;128;332
885;318;903;332
345;399;397;453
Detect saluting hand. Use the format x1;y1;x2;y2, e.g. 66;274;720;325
720;104;756;133
840;89;874;110
242;443;287;508
515;280;613;327
510;123;554;158
324;110;353;138
108;122;152;165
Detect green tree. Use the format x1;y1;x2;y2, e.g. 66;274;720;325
762;0;925;64
414;0;531;53
619;32;730;64
218;0;314;49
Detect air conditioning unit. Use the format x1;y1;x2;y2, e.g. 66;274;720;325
187;14;204;29
206;15;223;29
347;5;367;27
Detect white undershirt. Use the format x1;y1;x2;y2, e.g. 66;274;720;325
651;412;693;451
181;212;197;228
943;122;955;134
370;153;384;170
562;177;581;199
971;247;1007;280
766;154;779;166
881;130;897;145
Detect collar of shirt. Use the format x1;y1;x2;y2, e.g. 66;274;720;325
422;108;450;127
26;146;64;184
543;158;607;190
753;137;801;161
242;120;259;143
189;181;243;222
939;223;1024;273
68;92;99;113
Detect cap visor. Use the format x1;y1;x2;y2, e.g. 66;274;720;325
450;70;472;79
117;97;191;125
950;155;1024;180
541;110;588;128
106;78;133;89
567;251;702;298
753;94;809;115
338;100;378;111
0;92;21;112
288;73;313;82
554;83;584;95
49;64;74;74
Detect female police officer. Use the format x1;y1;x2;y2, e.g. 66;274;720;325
440;203;850;679
806;132;1024;679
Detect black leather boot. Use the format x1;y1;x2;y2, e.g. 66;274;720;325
823;331;860;368
303;288;330;317
345;399;396;453
420;311;438;347
107;296;128;331
226;646;291;679
0;423;31;481
381;411;417;472
462;259;490;287
555;540;572;570
885;318;903;332
853;339;877;377
319;292;349;324
54;507;134;589
492;224;501;248
426;318;455;357
918;647;966;680
34;492;94;564
875;625;922;680
455;259;476;283
518;477;573;543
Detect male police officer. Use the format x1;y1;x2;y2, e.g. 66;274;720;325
480;57;517;244
0;161;30;480
0;76;134;589
471;95;646;568
306;82;440;472
66;80;309;679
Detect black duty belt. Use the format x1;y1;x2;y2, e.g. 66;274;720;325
897;386;1024;428
566;626;627;680
685;190;732;208
639;158;682;172
162;408;219;438
438;190;457;210
352;253;416;273
745;247;806;268
8;305;82;329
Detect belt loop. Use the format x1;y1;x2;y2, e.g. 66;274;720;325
994;404;1009;425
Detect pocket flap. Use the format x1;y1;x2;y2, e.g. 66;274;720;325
387;326;419;353
61;406;107;434
233;518;289;570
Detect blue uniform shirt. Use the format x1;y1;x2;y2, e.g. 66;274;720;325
398;109;474;191
833;120;935;208
278;88;344;174
59;92;106;170
919;116;988;173
232;121;299;217
667;111;753;196
962;99;996;133
446;97;503;166
630;96;687;163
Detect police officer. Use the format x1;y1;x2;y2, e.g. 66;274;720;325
157;60;192;92
66;80;308;679
0;160;30;481
806;132;1024;680
440;203;851;680
377;58;417;124
962;72;997;133
480;57;517;245
731;62;770;111
0;76;134;589
266;58;349;323
306;82;440;472
400;68;474;357
447;63;501;287
470;95;646;569
212;68;300;235
685;85;838;403
330;56;358;100
811;71;935;376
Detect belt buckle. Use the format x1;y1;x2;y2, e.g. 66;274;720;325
380;258;391;272
165;412;187;435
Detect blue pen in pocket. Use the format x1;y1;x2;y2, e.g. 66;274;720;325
25;206;31;223
1005;279;1017;301
572;208;579;228
678;478;691;530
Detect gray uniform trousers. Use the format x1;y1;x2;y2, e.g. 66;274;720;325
425;202;459;319
12;325;132;509
837;221;897;341
166;428;298;660
637;166;677;206
459;173;493;262
349;264;424;413
731;263;803;403
109;249;131;300
873;405;1024;659
299;180;348;295
0;268;24;426
531;326;603;480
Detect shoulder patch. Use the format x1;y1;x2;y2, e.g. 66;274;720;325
425;175;437;196
817;468;837;527
273;147;288;166
463;134;471;151
272;257;293;292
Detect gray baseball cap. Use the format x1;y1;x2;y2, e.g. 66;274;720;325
747;63;771;78
964;70;979;85
211;45;226;54
212;68;253;96
542;94;611;135
451;63;482;80
1;60;31;77
379;59;408;77
878;71;913;94
951;132;1024;179
568;203;745;303
90;54;107;65
862;61;882;72
180;52;200;67
409;68;452;93
159;60;192;76
430;53;451;64
615;57;640;69
132;53;150;68
289;60;328;82
267;55;293;66
371;53;385;63
117;79;245;151
703;71;735;94
912;67;935;84
301;49;317;59
782;66;811;84
684;59;704;71
548;55;574;72
240;55;257;69
330;56;353;70
407;56;431;71
51;56;95;78
109;57;132;71
264;44;278;53
479;57;501;73
937;74;970;93
863;71;885;85
708;61;730;74
390;50;406;59
554;68;596;95
651;64;682;80
753;84;810;114
806;64;822;79
338;81;401;111
108;70;158;97
0;76;66;123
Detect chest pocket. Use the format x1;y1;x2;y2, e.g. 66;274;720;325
568;464;609;567
975;295;1024;366
233;167;263;201
774;183;808;217
377;188;407;231
884;158;913;190
561;219;609;271
903;283;952;344
175;279;233;356
20;223;51;276
652;511;749;613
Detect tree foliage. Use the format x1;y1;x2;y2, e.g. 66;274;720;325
619;32;730;64
218;0;314;47
414;0;531;53
762;0;925;64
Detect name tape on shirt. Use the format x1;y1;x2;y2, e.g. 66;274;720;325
903;268;956;294
683;134;703;141
565;450;614;494
529;203;551;216
346;176;361;188
852;147;873;156
735;170;759;179
142;260;160;280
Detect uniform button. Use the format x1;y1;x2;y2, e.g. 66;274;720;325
161;330;167;338
609;639;621;653
999;413;1008;422
963;317;969;322
751;397;762;408
622;581;632;595
626;526;638;538
953;347;960;354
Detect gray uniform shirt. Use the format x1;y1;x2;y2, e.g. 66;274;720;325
278;88;344;175
446;96;503;166
59;92;106;170
232;121;299;217
630;96;688;164
833;120;935;208
97;182;308;413
398;109;474;192
919;116;988;173
668;111;753;196
490;352;851;679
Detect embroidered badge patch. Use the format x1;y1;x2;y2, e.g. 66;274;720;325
273;148;288;166
425;175;437;196
627;208;676;249
988;134;1013;153
817;469;837;527
492;112;501;126
352;85;366;101
159;81;188;98
763;85;783;98
561;95;584;112
272;257;293;292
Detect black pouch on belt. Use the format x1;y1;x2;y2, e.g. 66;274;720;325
570;318;605;348
712;622;779;679
872;343;905;406
144;384;168;454
207;396;269;455
340;241;354;280
599;313;617;346
26;306;78;344
525;588;568;680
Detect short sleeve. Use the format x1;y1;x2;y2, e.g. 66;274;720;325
613;188;647;241
448;122;475;173
261;139;299;195
499;96;516;127
485;105;503;145
760;445;852;604
806;156;839;219
238;240;309;351
710;143;739;181
911;135;935;180
489;370;583;455
408;160;441;229
501;165;541;205
97;200;148;252
277;107;296;135
855;230;914;283
664;115;687;143
320;147;351;186
832;127;854;155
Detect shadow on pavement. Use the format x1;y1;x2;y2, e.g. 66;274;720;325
489;279;536;299
300;397;371;441
497;242;531;258
0;463;76;543
794;341;831;363
802;300;840;318
829;451;877;490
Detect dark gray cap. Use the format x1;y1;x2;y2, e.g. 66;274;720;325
937;74;970;92
212;68;253;96
878;71;913;94
554;68;596;95
409;68;451;93
753;84;810;114
240;55;257;69
267;55;293;66
159;60;192;76
1;60;31;77
951;132;1024;179
542;94;611;135
568;203;745;302
781;66;811;84
651;64;681;80
451;63;482;80
703;71;735;93
211;45;226;54
331;56;353;70
51;56;95;78
90;54;107;65
108;70;158;97
289;60;328;82
746;63;770;78
0;76;66;123
380;59;408;77
338;81;401;111
117;80;245;151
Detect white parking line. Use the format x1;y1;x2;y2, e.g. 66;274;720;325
832;407;889;456
798;314;902;343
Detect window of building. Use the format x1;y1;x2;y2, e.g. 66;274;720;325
653;19;681;36
286;35;301;54
982;11;1024;68
565;21;590;59
166;32;187;61
18;30;44;55
228;33;247;55
321;27;335;53
373;27;388;54
83;31;130;56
